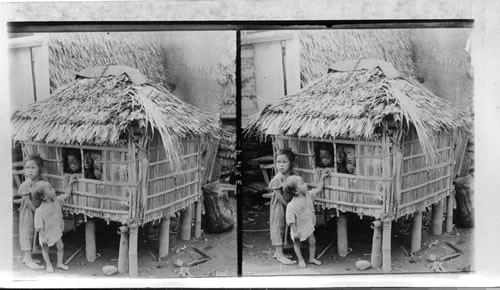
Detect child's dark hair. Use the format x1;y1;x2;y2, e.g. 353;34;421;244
24;154;44;168
276;148;295;168
32;180;51;201
283;175;299;197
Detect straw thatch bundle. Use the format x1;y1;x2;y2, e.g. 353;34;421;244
12;65;218;168
245;59;470;162
299;30;416;87
48;32;173;92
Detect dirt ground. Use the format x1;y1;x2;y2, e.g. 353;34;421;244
242;193;473;276
11;196;237;280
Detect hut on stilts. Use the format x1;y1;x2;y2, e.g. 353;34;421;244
245;59;470;272
11;65;219;276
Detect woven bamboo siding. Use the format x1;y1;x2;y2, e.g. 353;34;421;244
144;135;201;223
397;130;453;217
23;142;133;223
274;137;385;218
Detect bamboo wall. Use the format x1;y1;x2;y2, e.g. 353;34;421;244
143;134;202;223
396;129;454;217
273;136;386;218
23;142;133;224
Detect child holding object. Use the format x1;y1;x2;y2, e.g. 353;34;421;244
268;149;299;265
33;175;78;272
284;171;328;268
18;155;47;270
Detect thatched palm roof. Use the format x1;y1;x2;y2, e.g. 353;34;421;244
299;30;416;87
12;65;218;166
245;59;470;160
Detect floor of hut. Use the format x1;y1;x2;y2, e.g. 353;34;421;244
11;195;237;279
241;188;473;276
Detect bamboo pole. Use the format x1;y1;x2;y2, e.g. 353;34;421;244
128;223;139;277
446;194;454;233
85;219;97;262
431;200;444;235
194;199;202;239
180;205;193;241
382;217;392;273
370;219;382;268
158;217;170;259
117;225;129;274
337;214;348;257
410;211;422;253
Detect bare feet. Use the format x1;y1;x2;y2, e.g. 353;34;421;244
23;260;44;270
275;255;297;265
45;266;54;273
309;258;321;265
56;264;69;271
273;253;293;259
298;260;306;268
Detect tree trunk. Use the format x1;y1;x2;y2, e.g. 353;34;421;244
202;182;234;233
453;174;474;228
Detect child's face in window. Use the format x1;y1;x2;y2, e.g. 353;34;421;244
344;147;355;164
319;149;333;167
68;155;81;172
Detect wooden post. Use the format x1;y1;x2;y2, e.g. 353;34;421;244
431;200;444;235
410;211;423;253
128;224;139;277
194;199;202;239
117;225;129;274
180;205;193;241
337;214;348;257
382;217;392;273
370;219;382;268
85;219;96;262
158;217;170;259
446;194;454;233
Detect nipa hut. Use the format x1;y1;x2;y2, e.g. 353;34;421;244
245;59;470;272
11;65;219;276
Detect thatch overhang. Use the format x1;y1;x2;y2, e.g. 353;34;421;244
245;59;470;159
12;66;219;163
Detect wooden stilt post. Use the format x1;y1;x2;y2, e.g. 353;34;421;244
382;217;392;273
410;211;422;253
446;194;454;233
128;224;139;277
117;225;129;274
194;199;202;239
158;217;170;259
431;200;444;235
337;214;348;257
180;205;193;241
370;219;382;268
85;219;96;262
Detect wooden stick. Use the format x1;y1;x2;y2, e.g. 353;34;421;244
85;219;97;262
382;217;392;273
411;211;422;253
370;220;382;268
180;206;193;241
186;257;210;267
337;214;348;257
194;200;202;239
431;200;444;235
439;252;462;261
316;239;336;259
446;195;454;233
64;245;84;265
444;241;463;254
190;246;211;259
128;224;139;277
117;225;129;274
284;224;290;247
158;217;170;259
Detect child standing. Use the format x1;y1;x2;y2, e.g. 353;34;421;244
268;149;298;265
284;172;328;267
33;176;78;272
18;155;47;270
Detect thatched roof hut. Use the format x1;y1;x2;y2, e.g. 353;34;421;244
299;30;416;87
12;65;218;166
245;59;469;160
